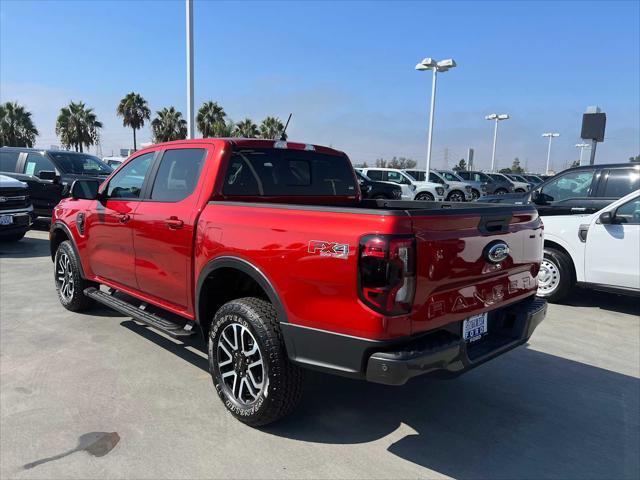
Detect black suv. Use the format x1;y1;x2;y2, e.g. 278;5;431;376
0;174;33;241
355;170;402;200
481;163;640;215
0;147;113;217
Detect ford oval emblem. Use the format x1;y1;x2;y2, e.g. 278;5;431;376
485;241;510;264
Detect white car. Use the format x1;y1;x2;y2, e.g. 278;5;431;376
537;189;640;302
404;169;473;202
361;168;446;201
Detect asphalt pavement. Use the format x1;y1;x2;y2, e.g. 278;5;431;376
1;230;638;479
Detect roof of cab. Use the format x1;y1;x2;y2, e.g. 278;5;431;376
136;138;345;157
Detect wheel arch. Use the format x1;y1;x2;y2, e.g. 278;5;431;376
50;222;86;278
196;256;289;338
544;239;577;279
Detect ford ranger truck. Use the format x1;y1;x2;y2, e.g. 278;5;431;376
50;139;546;426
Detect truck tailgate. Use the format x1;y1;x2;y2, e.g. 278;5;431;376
409;207;543;334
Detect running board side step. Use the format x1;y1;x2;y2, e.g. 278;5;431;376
84;287;196;338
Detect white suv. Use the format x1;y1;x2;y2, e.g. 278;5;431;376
361;168;446;201
404;169;473;202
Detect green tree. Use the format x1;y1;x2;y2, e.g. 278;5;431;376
116;92;150;151
259;116;287;140
233;118;259;138
151;107;187;143
196;101;226;138
55;101;102;152
453;158;467;171
630;155;640;163
511;157;524;173
498;167;512;174
387;157;417;169
0;101;39;147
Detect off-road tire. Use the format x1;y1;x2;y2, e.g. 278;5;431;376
415;192;434;201
537;247;575;303
208;297;303;427
54;240;95;312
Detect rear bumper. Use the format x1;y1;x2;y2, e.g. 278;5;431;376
282;296;546;385
366;297;546;385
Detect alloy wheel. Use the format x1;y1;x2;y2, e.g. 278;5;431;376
217;321;265;405
56;252;74;301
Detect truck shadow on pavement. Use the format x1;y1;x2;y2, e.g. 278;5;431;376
0;235;50;258
121;320;639;479
266;347;640;480
561;289;640;316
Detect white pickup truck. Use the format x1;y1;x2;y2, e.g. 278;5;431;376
537;189;640;301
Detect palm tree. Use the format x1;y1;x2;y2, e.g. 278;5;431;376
196;101;226;138
55;101;102;152
233;118;259;138
259;116;287;140
0;101;39;147
116;92;150;151
151;107;187;143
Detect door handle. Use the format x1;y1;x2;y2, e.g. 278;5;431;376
165;217;184;229
118;214;131;224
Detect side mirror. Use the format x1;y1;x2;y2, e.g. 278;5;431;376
37;170;58;182
70;179;101;200
598;211;614;225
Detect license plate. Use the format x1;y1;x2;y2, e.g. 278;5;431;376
0;215;13;226
463;313;488;342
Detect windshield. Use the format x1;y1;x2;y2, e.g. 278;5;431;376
511;175;527;182
439;171;463;182
49;152;113;175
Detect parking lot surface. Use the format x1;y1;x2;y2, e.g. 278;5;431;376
1;230;639;480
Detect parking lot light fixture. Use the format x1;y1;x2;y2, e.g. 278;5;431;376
542;133;560;174
416;57;457;177
485;113;510;172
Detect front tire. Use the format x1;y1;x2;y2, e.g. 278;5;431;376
415;192;434;201
54;241;95;311
446;190;465;202
537;247;575;302
208;297;303;427
470;189;480;201
495;188;508;195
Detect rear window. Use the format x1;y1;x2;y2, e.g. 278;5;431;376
0;151;20;172
601;169;640;198
223;149;357;197
49;152;113;175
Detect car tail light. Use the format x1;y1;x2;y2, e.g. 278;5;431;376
358;235;416;315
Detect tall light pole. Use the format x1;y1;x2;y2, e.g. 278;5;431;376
415;57;456;177
485;113;509;172
186;0;194;139
542;132;560;174
575;143;589;166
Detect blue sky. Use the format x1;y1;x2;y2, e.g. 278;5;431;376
1;0;638;172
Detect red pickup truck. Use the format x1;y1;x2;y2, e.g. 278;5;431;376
50;138;546;426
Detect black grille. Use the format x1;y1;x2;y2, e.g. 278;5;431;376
0;188;31;210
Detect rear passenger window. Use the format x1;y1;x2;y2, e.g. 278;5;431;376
151;149;206;202
602;169;640;198
223;149;356;197
366;170;384;181
0;151;20;172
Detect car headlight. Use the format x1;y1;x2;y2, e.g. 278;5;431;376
436;187;444;196
465;186;472;193
410;184;416;192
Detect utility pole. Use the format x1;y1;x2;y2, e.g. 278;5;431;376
186;0;194;139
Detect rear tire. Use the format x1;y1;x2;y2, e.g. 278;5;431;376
208;297;303;427
415;192;434;201
54;241;95;312
537;247;575;303
471;189;480;201
495;188;508;195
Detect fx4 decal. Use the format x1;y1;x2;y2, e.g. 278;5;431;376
308;240;349;259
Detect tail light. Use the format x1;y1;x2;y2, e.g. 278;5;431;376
358;235;416;315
